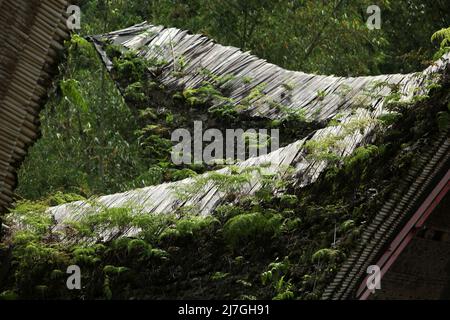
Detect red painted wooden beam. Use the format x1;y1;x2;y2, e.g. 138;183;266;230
357;169;450;300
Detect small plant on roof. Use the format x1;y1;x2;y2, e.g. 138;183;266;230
311;248;341;264
431;27;450;59
172;165;261;201
223;212;283;249
172;54;188;78
282;82;295;91
316;89;327;101
183;82;224;106
208;102;239;121
337;83;352;98
239;83;267;108
242;76;253;85
260;257;295;300
200;68;236;90
72;205;137;237
305;115;379;163
159;215;219;241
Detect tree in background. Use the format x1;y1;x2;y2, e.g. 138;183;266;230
78;0;449;76
15;0;450;200
16;36;145;200
381;0;450;74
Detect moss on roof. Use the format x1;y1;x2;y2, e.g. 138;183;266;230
1;22;449;300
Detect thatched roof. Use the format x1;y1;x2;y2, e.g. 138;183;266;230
46;23;449;299
93;22;440;121
4;21;449;299
0;0;70;212
49;23;449;236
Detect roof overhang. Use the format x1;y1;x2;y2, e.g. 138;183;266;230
0;0;70;212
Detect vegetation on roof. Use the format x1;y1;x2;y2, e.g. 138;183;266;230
1;1;449;300
1;82;448;299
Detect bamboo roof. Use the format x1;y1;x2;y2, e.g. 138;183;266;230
48;23;450;244
3;20;450;300
93;22;440;121
0;0;70;212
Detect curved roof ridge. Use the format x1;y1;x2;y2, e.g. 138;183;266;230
47;22;450;241
94;22;449;122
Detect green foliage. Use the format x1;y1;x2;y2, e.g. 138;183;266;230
170;168;198;181
305;117;378;162
261;257;294;300
176;216;217;236
60;79;89;113
279;194;298;208
4;198;76;238
7;233;68;298
127;239;151;255
72;245;103;265
223;212;283;249
4;0;449;302
344;145;379;168
311;248;341;263
113;50;152;84
16;35;147;199
46;191;86;207
78;0;448;76
242;76;253;84
131;213;174;244
377;112;403;126
431;27;450;59
3;89;447;300
173;166;258;201
103;265;129;275
304;135;342;163
183;83;224;106
240;84;266;108
65;34;97;65
88;207;134;229
173;54;189;77
161;216;218;240
211;272;230;281
149;248;169;260
178;75;242;121
282;82;295;91
0;290;18;300
261;257;289;286
124;82;147;103
273;276;294;300
271;101;308;123
339;220;355;233
208;103;238;120
316;90;327;101
200;68;236;89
